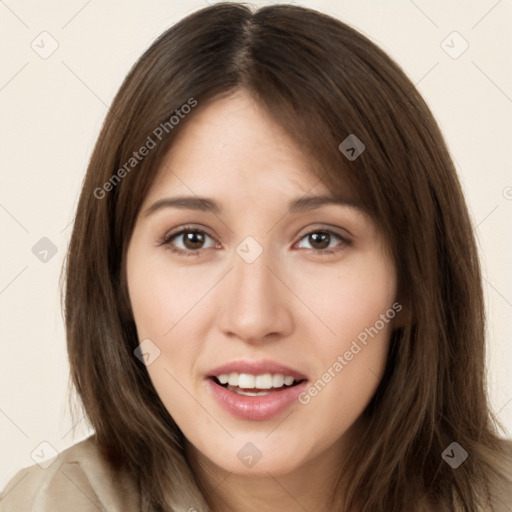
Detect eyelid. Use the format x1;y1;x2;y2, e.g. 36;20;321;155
161;223;216;241
293;223;352;242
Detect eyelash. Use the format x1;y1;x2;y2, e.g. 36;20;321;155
158;224;352;258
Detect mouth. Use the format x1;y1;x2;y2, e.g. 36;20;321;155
205;360;309;421
206;373;309;421
210;373;307;396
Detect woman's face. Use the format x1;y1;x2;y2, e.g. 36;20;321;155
126;89;399;476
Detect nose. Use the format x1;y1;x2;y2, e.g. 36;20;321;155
216;246;294;344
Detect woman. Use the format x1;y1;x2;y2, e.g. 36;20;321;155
1;3;511;511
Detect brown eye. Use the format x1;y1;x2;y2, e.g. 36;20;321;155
162;228;217;255
296;229;350;254
181;230;207;250
307;232;331;250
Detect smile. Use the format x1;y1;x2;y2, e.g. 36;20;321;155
214;372;301;395
207;376;309;420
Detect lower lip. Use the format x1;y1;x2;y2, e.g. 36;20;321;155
206;378;308;421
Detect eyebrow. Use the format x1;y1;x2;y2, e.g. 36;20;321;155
143;194;363;217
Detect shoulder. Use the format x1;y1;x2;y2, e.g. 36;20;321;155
0;435;139;512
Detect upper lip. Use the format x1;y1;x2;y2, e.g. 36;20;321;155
206;359;308;381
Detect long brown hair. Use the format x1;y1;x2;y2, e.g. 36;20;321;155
63;3;512;511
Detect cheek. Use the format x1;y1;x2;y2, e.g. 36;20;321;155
126;246;215;390
291;252;395;414
290;253;396;346
126;255;201;418
129;276;176;339
297;318;392;442
127;248;215;340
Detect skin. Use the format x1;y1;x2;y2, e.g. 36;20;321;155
126;89;399;512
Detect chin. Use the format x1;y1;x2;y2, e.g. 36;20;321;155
198;436;311;476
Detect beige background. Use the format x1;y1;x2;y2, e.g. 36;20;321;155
1;0;511;489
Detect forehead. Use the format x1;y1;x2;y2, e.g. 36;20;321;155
145;90;338;201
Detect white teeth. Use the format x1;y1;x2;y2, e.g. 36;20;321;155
215;372;298;389
272;374;285;387
238;374;255;388
255;374;272;389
